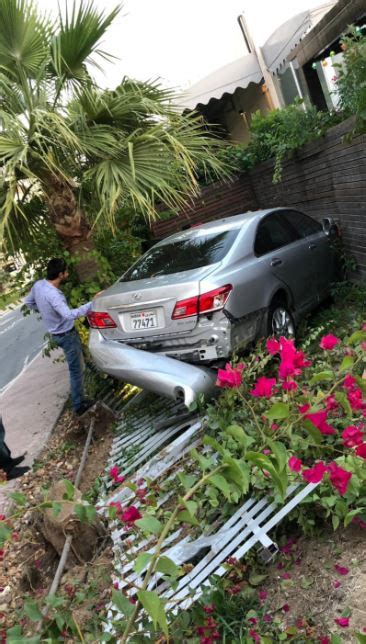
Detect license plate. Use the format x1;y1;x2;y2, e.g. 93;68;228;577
129;310;158;330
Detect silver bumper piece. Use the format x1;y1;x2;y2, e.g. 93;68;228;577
89;330;217;407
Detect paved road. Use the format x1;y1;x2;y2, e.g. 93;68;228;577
0;307;46;393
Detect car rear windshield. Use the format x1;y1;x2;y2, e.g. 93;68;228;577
121;229;239;281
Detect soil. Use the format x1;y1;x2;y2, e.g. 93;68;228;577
264;525;366;640
0;408;115;637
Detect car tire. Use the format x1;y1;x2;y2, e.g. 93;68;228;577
267;301;295;338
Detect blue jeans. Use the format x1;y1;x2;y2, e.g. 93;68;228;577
52;329;84;411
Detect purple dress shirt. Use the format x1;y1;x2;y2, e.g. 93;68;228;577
24;279;92;335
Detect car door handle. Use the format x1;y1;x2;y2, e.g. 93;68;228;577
309;243;317;250
271;258;282;267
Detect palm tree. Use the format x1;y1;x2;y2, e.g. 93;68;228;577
0;0;228;280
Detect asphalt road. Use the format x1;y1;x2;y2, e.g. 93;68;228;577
0;307;46;394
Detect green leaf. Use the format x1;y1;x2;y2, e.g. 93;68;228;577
344;507;366;528
137;590;168;637
9;491;27;506
177;499;199;526
156;556;182;578
248;573;267;586
208;473;232;500
226;424;255;449
246;452;287;500
191;448;212;471
222;455;250;493
62;479;75;500
356;634;366;643
267;440;288;472
302;419;322;444
177;473;197;490
339;355;354;372
332;514;340;531
330;635;343;644
203;435;226;455
265;402;290;420
85;505;97;522
24;599;43;622
309;370;334;384
74;504;87;522
335;391;352;417
347;330;366;346
0;522;12;547
135;517;162;535
111;589;135;617
134;552;153;574
51;501;62;517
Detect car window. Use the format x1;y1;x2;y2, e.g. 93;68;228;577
282;210;323;238
120;229;239;281
254;213;299;256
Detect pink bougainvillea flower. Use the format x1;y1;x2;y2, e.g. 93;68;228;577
250;376;277;398
227;583;241;595
305;409;336;435
334;564;349;576
299;403;310;414
109;465;125;485
282;380;298;391
320;637;330;644
343;374;357;390
203;605;215;614
355;443;366;459
282;603;290;613
319;334;340;350
334;617;349;628
325;395;339;411
263;614;272;623
347;387;366;412
361;342;366;351
281;572;291;579
258;590;267;601
271;423;279;431
302;461;328;484
342;425;364;448
216;362;244;388
248;617;258;625
249;629;260;643
288;456;302;472
333;580;341;588
266;337;281;355
121;506;142;524
328;462;352;495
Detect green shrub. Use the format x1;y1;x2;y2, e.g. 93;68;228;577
335;26;366;135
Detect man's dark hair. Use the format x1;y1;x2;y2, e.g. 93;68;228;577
47;258;67;280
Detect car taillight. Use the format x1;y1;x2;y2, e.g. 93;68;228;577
172;285;232;320
199;284;232;314
172;296;198;319
87;311;117;329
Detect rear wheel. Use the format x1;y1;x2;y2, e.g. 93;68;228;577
267;301;295;338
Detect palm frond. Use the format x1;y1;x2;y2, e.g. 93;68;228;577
50;1;120;82
0;0;50;80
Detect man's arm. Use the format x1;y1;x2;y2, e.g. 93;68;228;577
23;288;38;312
48;290;92;321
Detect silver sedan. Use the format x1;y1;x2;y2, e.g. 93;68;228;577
88;208;337;403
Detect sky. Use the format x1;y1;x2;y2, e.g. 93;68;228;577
35;0;330;90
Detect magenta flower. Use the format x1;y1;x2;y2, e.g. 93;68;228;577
282;603;290;612
319;334;340;350
356;443;366;459
328;462;352;495
302;461;328;484
250;376;277;398
288;456;302;472
333;580;341;588
342;425;363;448
216;362;244;388
334;617;349;628
203;604;215;614
343;374;356;390
121;506;142;524
282;380;298;391
258;589;267;601
334;564;349;576
347;387;366;412
305;409;336;435
266;338;280;355
109;465;125;484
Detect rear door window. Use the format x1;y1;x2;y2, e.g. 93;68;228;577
121;229;239;281
281;210;323;238
254;213;299;256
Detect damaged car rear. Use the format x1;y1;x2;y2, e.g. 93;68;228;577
88;208;338;402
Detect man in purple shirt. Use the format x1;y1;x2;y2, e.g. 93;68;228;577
24;258;94;416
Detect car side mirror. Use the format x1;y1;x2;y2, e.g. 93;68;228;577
322;217;338;239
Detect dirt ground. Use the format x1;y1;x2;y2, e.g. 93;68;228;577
264;525;366;641
0;408;115;636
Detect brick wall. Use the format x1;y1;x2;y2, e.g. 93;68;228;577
151;117;366;272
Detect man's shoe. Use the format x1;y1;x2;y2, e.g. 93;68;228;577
9;453;26;469
75;399;96;417
7;466;30;481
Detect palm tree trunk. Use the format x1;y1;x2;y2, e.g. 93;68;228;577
45;175;100;282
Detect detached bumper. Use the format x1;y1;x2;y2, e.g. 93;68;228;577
89;330;217;407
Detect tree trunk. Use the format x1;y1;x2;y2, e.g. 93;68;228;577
45;175;100;282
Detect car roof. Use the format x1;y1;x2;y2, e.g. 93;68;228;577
156;208;285;246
